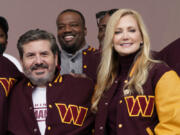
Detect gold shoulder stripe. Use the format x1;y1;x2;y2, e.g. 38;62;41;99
27;82;32;87
88;47;92;51
59;75;63;83
129;57;140;77
87;46;97;52
93;48;96;52
146;127;154;135
54;74;63;84
54;74;61;83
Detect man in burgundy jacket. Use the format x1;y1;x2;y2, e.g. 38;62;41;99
0;55;22;135
56;9;100;81
8;29;95;135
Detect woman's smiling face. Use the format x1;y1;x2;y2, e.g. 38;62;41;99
113;14;142;56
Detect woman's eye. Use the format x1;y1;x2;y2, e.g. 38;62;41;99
114;31;122;34
129;29;136;32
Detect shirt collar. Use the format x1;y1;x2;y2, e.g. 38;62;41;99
61;44;89;59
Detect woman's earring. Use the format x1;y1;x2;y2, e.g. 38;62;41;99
140;41;143;46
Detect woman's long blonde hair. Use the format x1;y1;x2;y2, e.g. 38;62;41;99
91;9;157;112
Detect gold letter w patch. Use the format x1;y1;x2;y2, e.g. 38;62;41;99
0;78;16;96
124;96;155;117
55;103;88;126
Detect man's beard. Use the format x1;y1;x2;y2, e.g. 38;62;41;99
23;63;56;86
59;35;85;54
61;43;78;54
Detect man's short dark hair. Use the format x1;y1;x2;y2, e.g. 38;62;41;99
0;16;9;39
17;29;59;59
56;9;86;28
96;8;118;25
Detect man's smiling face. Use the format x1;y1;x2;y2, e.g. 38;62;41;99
22;40;57;86
57;11;87;54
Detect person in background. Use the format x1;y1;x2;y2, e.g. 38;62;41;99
8;29;95;135
157;38;180;76
0;55;22;135
96;9;118;50
0;16;22;135
91;9;180;135
56;9;99;81
0;16;22;72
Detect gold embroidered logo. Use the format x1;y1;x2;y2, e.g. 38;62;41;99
0;78;16;96
55;103;88;126
124;96;155;117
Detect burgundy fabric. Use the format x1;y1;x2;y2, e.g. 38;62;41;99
0;55;22;135
94;53;171;135
82;46;100;82
8;74;95;135
106;51;138;135
157;38;180;76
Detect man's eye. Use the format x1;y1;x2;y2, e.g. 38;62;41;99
41;53;48;56
26;54;34;58
99;27;105;32
0;34;5;37
58;25;64;30
41;52;49;57
71;24;79;27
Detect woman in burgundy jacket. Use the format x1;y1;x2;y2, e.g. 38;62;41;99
91;9;180;135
